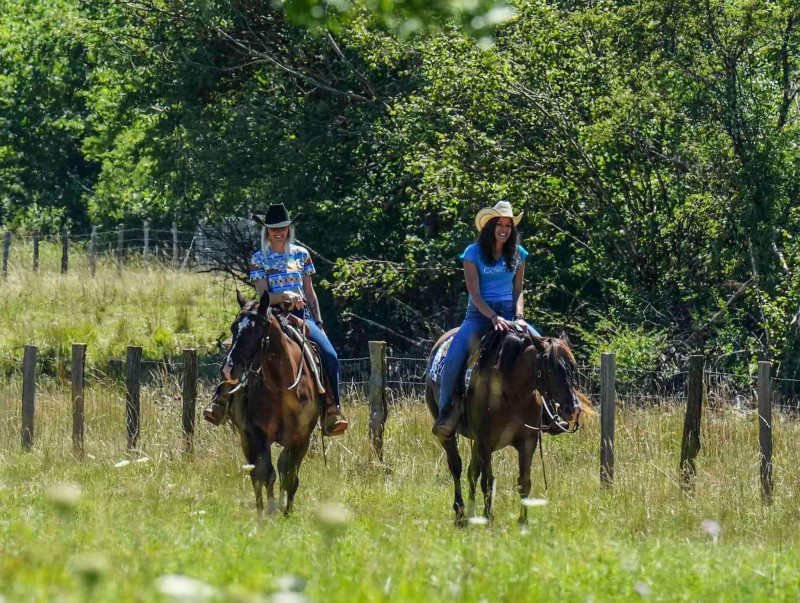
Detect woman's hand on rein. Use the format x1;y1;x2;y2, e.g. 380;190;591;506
281;291;304;310
491;315;512;331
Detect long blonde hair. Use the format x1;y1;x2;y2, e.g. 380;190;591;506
261;224;296;257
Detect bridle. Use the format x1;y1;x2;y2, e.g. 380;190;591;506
226;306;307;396
531;352;582;435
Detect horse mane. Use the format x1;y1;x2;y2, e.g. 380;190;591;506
477;330;533;376
477;331;580;379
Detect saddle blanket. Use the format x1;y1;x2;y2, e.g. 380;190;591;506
429;333;476;389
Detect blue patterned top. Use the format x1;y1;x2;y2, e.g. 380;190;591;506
250;244;316;297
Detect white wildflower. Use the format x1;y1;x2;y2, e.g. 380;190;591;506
155;574;219;602
521;498;548;507
701;519;722;544
45;482;82;511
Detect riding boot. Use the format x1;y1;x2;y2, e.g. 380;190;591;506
322;392;348;437
432;400;461;439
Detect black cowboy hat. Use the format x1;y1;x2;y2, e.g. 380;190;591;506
252;203;302;228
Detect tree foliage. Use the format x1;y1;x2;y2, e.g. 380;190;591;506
3;0;800;375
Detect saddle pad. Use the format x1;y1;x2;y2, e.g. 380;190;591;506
429;335;454;384
429;334;480;389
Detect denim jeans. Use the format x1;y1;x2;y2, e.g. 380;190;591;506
292;310;340;408
437;301;541;411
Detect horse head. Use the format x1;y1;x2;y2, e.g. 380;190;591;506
528;336;583;423
221;290;271;384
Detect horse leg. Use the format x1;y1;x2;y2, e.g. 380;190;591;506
245;428;272;517
441;435;465;526
478;444;495;521
278;443;308;515
516;436;536;525
277;446;290;512
466;443;479;518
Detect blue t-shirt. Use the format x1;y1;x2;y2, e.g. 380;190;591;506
460;243;528;302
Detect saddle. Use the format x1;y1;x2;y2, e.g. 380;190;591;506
429;332;482;391
282;315;327;395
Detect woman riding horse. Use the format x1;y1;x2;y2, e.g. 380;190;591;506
222;203;348;437
433;200;564;438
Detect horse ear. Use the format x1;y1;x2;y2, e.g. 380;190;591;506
558;329;571;344
236;289;247;309
531;335;547;353
257;290;270;316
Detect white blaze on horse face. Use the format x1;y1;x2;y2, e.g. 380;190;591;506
239;316;252;330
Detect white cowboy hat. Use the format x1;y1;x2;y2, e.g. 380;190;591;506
474;201;523;231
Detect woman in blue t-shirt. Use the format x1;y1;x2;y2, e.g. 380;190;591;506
432;201;541;438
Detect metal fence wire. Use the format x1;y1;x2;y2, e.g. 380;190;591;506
3;353;800;456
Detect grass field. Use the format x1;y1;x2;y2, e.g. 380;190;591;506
3;242;800;602
0;239;234;375
2;388;800;602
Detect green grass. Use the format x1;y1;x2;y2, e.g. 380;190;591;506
0;239;236;374
2;388;800;602
3;239;800;601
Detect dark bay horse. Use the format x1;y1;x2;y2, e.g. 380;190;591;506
425;328;589;525
215;290;321;516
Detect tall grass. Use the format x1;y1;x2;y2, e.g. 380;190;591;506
2;385;800;602
3;239;800;601
0;238;236;375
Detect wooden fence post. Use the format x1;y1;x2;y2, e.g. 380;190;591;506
61;227;69;274
600;352;616;487
89;226;97;276
758;361;773;503
369;341;388;462
2;231;10;279
22;345;37;451
196;220;205;269
72;343;87;456
125;346;142;449
680;355;704;488
32;230;40;273
182;348;197;453
117;223;124;273
172;221;179;269
143;220;150;264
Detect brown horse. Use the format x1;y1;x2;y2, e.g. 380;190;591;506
425;328;589;525
215;290;321;516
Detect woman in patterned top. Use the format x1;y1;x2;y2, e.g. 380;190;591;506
250;203;348;436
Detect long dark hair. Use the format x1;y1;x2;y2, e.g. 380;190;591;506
478;217;520;271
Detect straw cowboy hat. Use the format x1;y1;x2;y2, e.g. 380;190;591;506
474;201;523;231
252;203;302;229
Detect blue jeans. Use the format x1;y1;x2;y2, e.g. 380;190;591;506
437;301;541;412
292;310;340;407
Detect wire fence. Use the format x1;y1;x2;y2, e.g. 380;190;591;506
1;225;207;273
3;345;800;457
